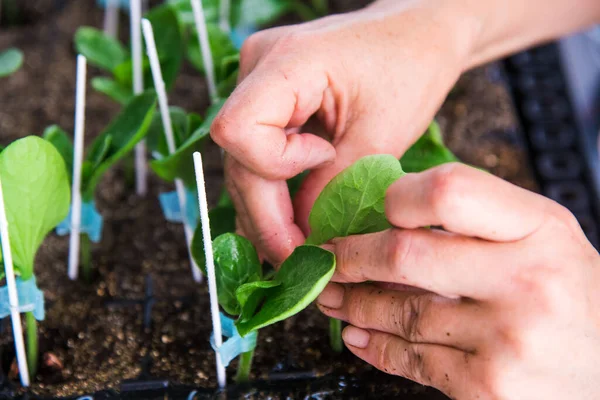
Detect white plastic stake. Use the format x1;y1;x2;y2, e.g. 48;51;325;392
219;0;231;33
131;0;147;196
0;176;30;387
193;152;226;388
68;55;87;281
142;19;203;282
103;0;119;38
190;0;218;101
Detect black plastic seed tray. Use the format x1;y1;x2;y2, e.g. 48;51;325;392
503;29;600;249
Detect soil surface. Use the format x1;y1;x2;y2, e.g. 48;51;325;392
0;1;536;399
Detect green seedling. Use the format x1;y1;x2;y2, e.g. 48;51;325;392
147;100;224;189
0;136;71;378
75;4;182;105
0;47;23;77
170;0;328;29
44;91;157;281
191;232;335;382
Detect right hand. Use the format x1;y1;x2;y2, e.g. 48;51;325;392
211;0;483;263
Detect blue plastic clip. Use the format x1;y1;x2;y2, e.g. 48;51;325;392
56;201;103;243
210;313;257;367
96;0;130;10
158;189;199;230
0;277;44;321
230;24;258;50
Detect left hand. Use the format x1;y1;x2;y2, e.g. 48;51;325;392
317;163;600;400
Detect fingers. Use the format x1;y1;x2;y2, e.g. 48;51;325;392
329;227;518;299
225;156;305;264
212;63;337;181
343;327;473;399
386;163;554;241
317;283;483;350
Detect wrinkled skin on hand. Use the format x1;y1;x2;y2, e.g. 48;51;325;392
211;0;477;263
317;164;600;400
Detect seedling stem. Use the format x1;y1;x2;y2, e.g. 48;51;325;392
25;311;38;378
329;318;343;353
235;348;255;383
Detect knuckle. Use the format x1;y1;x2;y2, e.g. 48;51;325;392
428;163;469;219
346;287;375;327
210;110;235;147
399;295;425;342
386;229;413;281
400;344;427;383
239;31;264;63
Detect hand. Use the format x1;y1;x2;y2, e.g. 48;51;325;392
211;0;479;263
317;163;600;400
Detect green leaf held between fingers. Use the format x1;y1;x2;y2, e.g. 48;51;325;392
400;120;459;173
0;48;24;78
150;99;224;188
81;91;157;201
74;27;128;71
191;205;236;269
0;137;70;279
305;154;405;245
42;125;74;183
212;233;262;316
236;245;336;336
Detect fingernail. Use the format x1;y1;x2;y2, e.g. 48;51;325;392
317;283;344;309
343;326;370;348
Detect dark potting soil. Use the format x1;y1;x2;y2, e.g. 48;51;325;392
0;1;536;399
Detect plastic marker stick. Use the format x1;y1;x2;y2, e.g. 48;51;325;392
0;176;30;386
68;55;87;281
131;0;147;196
193;151;226;388
190;0;218;100
103;0;119;38
219;0;231;33
142;19;203;282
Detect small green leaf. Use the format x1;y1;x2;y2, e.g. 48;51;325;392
0;137;71;279
187;24;238;81
305;154;405;245
235;279;281;323
400;121;459;173
0;48;24;78
42;125;74;183
81;91;157;201
191;206;237;274
150;99;224;188
91;77;132;105
146;106;191;158
145;4;183;89
236;246;335;336
74;27;128;71
212;233;262;316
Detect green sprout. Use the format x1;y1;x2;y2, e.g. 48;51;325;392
0;136;71;379
44;91;157;281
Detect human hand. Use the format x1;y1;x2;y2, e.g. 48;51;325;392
211;0;480;263
316;163;600;399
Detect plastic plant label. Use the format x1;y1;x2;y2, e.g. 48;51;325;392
0;277;44;321
158;189;199;230
56;201;103;243
210;312;257;367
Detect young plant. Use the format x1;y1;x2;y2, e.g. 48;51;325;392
75;4;183;105
0;47;23;78
0;136;71;378
146;100;225;191
191;232;335;382
44;91;157;281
